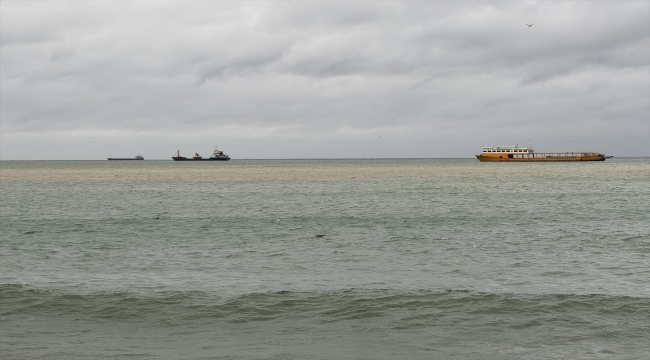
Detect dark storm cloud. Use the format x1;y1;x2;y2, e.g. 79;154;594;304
1;0;648;159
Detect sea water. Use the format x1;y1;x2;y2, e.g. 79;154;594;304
1;158;648;359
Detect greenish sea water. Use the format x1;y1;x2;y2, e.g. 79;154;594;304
1;159;649;359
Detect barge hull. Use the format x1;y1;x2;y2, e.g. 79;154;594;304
476;154;607;162
172;148;230;161
172;157;229;161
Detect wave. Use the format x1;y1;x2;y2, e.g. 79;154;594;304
2;284;648;327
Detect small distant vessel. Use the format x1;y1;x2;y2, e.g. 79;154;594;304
476;145;611;162
172;147;230;161
108;154;144;160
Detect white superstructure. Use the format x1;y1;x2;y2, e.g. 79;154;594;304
481;145;534;154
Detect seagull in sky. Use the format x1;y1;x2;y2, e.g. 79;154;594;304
526;24;534;27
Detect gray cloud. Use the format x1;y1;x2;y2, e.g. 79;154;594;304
1;0;648;159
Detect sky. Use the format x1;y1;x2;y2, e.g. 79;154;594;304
1;0;648;160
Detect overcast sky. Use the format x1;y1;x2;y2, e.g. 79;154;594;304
1;0;648;159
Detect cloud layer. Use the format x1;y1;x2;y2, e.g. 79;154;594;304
1;0;648;159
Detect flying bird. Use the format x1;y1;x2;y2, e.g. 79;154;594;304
526;24;534;27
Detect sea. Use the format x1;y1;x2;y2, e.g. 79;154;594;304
1;158;648;360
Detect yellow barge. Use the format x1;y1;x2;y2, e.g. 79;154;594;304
476;145;610;162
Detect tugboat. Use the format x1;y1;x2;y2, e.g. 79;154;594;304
207;147;230;161
172;147;230;161
476;145;611;162
108;154;144;160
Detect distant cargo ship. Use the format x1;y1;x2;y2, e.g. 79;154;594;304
476;145;611;162
172;147;230;161
108;155;144;160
